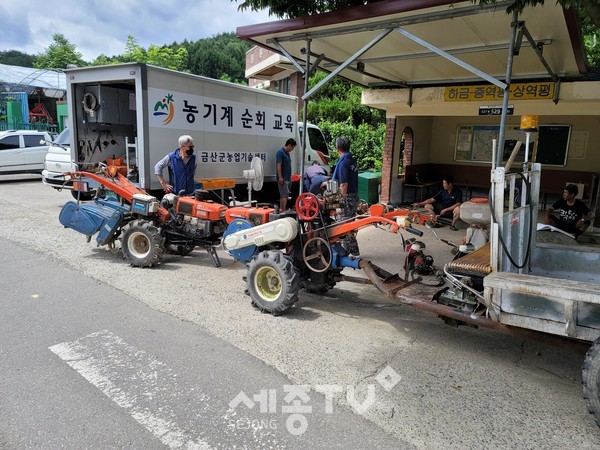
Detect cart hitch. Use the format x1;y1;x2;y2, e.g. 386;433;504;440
359;259;420;296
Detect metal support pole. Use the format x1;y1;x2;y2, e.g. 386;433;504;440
394;27;507;89
302;29;393;101
496;10;519;167
299;39;311;194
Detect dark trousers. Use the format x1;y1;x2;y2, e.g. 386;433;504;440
340;192;360;255
548;216;582;237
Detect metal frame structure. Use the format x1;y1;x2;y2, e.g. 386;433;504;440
243;2;572;184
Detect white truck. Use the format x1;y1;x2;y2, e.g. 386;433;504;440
55;63;329;199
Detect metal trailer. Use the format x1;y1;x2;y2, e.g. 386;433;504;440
63;63;328;196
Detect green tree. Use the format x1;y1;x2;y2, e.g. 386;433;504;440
121;35;188;71
185;33;251;83
123;36;146;63
318;119;386;171
90;53;122;66
234;0;372;18
580;7;600;67
234;0;600;24
0;50;37;67
306;71;384;127
304;71;386;171
34;33;87;69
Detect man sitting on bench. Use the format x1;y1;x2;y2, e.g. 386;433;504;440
413;175;463;230
544;184;593;238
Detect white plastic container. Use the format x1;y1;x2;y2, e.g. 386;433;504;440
460;198;491;226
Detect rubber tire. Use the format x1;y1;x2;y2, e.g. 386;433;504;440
71;190;96;201
582;337;600;427
302;280;330;295
301;271;336;294
120;220;165;267
166;243;195;256
247;251;300;315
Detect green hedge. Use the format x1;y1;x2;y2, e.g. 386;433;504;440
318;119;385;172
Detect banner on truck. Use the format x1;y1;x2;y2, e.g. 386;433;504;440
150;88;296;137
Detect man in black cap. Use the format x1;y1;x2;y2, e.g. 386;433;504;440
544;184;594;238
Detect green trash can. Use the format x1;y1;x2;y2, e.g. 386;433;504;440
358;171;381;205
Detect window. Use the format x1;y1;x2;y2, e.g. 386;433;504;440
273;78;290;95
54;128;70;146
24;134;45;147
0;135;20;151
397;131;405;175
307;128;329;156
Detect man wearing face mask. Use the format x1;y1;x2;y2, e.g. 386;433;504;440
155;135;197;195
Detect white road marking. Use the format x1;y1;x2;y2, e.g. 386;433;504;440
49;330;211;449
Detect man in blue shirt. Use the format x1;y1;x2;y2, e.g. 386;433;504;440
332;136;360;256
155;135;197;195
413;175;462;230
276;138;296;210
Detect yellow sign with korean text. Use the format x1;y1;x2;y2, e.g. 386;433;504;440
444;82;555;102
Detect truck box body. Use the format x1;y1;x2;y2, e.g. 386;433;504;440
65;63;328;195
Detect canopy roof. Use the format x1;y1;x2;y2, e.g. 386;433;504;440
237;0;587;89
0;63;66;97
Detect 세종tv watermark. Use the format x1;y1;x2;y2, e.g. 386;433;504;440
228;365;401;436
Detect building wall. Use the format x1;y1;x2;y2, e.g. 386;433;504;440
246;46;304;118
394;116;434;165
429;115;600;172
246;47;280;88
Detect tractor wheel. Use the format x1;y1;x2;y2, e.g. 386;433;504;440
247;251;300;315
120;220;165;267
582;337;600;427
166;243;195;256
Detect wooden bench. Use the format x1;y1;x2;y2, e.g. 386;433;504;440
403;180;440;203
402;163;491;203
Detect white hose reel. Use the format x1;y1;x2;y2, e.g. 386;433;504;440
82;92;99;118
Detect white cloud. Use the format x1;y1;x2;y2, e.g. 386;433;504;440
0;0;273;61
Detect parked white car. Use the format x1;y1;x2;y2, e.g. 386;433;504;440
0;129;52;174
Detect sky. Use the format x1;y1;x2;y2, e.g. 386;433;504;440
0;0;274;61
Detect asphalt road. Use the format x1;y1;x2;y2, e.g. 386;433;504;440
0;238;405;449
1;175;599;448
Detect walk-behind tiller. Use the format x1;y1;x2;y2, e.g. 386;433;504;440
58;166;228;267
222;186;426;315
